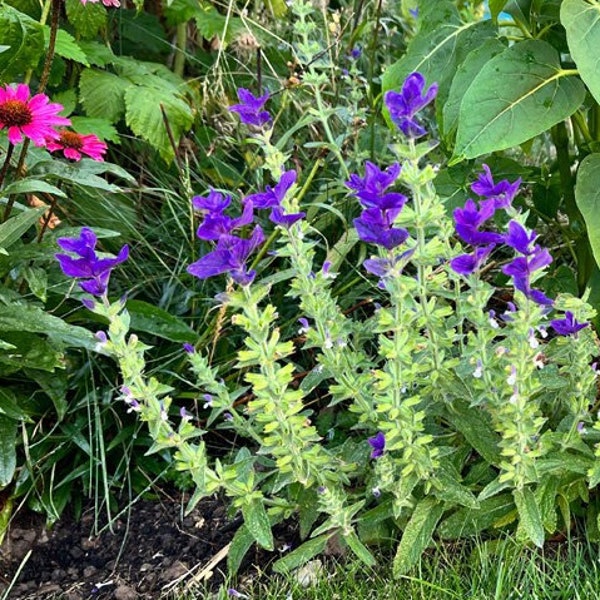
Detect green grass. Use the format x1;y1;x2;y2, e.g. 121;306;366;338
176;537;600;599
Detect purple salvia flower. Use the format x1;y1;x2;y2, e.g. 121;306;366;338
354;208;409;250
187;226;265;286
196;200;254;241
367;431;386;459
245;170;297;209
183;343;195;353
55;227;129;297
550;311;588;337
471;164;521;209
502;246;553;306
504;221;538;255
346;162;404;208
269;206;305;227
384;72;438;138
95;331;108;344
229;88;270;127
450;244;495;276
453;199;503;246
349;46;362;60
192;189;231;213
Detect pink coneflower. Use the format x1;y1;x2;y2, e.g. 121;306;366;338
46;130;107;161
0;84;70;147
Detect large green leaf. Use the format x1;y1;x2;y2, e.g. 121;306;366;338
442;38;507;140
382;20;495;105
513;487;545;548
79;68;131;122
43;27;89;66
393;497;444;576
561;0;600;105
0;304;95;349
124;85;194;162
453;40;585;161
0;415;18;488
0;5;44;79
65;0;107;40
126;300;196;343
272;534;330;574
575;154;600;269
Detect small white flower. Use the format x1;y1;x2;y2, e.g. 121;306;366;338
473;359;483;379
507;366;517;386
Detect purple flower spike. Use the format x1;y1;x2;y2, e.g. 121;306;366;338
384;72;438;138
453;199;502;246
183;343;195;353
196;199;254;241
55;227;129;297
504;221;538;255
367;431;386;459
346;162;403;208
550;311;588;337
192;190;231;213
229;88;270;127
502;246;553;307
471;164;521;210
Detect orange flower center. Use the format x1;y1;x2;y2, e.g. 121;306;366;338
0;100;32;127
58;130;84;150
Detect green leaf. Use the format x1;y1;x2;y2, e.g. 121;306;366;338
0;207;46;251
44;27;89;66
453;40;585;161
393;497;444;576
241;497;274;550
79;68;131;122
31;159;125;192
124;85;194;162
575;154;600;270
442;38;506;140
272;534;330;574
0;304;95;349
126;300;196;343
227;524;255;575
0;388;29;420
344;530;376;567
535;475;559;533
0;5;44;79
65;0;107;40
22;265;47;301
69;116;120;144
416;0;460;32
489;0;510;19
77;41;115;67
2;179;66;198
445;400;501;464
513;487;545;548
433;467;480;508
0;331;62;371
24;368;69;420
561;0;600;105
382;20;496;107
0;415;18;488
438;493;515;539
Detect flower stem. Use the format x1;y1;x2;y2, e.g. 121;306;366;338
0;144;14;191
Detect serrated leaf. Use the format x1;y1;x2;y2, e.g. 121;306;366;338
124;85;194;162
393;497;444;576
0;415;18;488
453;40;585;161
44;27;89;66
561;0;600;105
70;116;120;144
241;497;273;550
446;400;501;464
0;207;46;251
442;38;506;140
575;154;600;270
513;487;545;548
272;534;330;574
0;5;44;79
65;0;107;39
438;493;515;539
77;41;115;66
79;68;131;122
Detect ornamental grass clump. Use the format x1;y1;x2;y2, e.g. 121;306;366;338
56;71;600;577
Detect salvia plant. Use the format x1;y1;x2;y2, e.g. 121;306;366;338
55;67;600;577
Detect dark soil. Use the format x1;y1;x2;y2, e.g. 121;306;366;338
0;491;285;599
